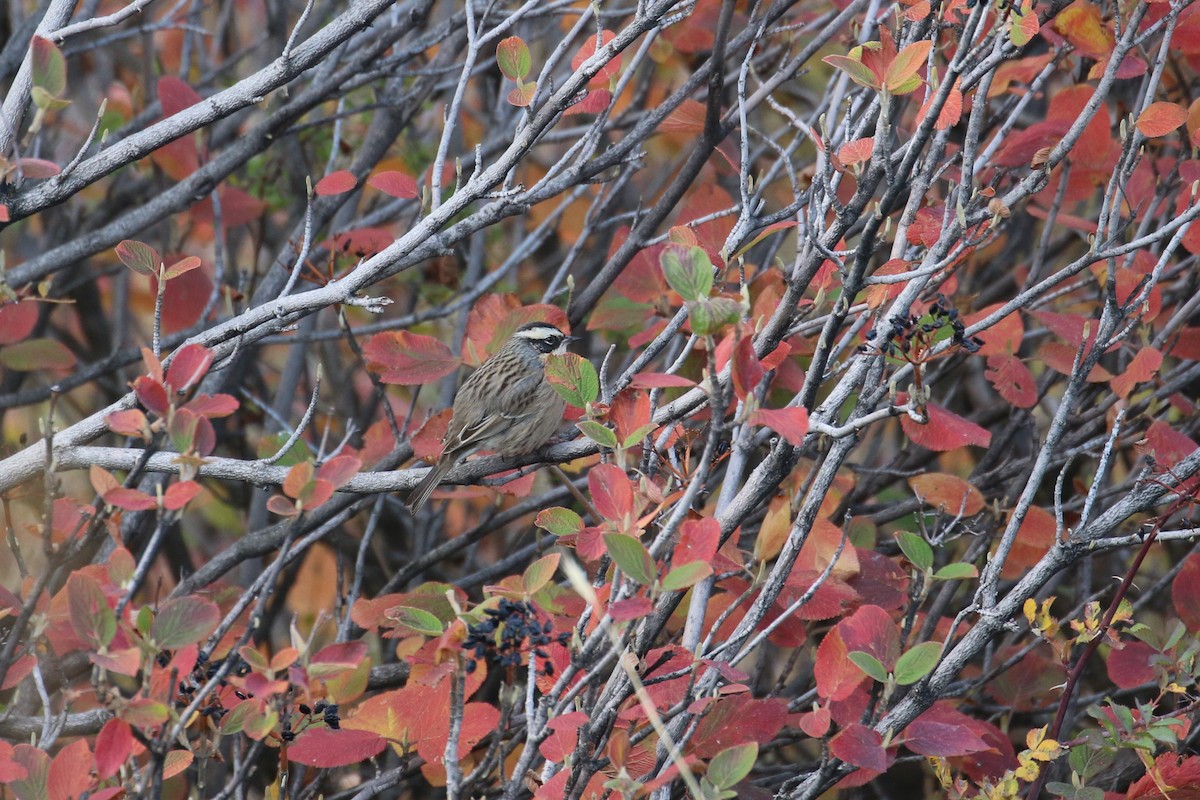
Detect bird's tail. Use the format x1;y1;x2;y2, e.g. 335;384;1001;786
406;457;454;512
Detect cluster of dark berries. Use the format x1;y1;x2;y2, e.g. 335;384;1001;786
174;651;251;718
463;599;570;676
295;700;340;730
862;297;983;357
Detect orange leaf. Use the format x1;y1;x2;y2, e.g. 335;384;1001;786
1136;102;1188;137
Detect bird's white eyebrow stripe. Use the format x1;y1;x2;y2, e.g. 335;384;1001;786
514;326;562;340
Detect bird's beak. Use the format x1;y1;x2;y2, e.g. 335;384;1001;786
564;335;581;343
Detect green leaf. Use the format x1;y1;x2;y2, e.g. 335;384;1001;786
660;245;712;302
661;560;713;591
522;553;560;595
896;531;933;572
622;423;657;449
30;36;66;97
894;641;941;685
496;36;532;82
115;239;162;277
577;420;618;448
603;533;656;585
545;352;599;407
932;562;978;580
387;605;444;636
688;297;740;335
151;596;220;649
535;507;584;537
848;651;888;682
706;743;757;790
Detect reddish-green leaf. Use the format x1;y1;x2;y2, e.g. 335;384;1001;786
362;331;459;385
884;40;931;93
496;36;531;81
904;704;992;757
660;244;712;302
823;54;880;90
0;338;76;371
314;170;357;196
545;351;598;407
535;507;584;537
507;82;536;107
522;553;560;595
106;408;150;438
30;36;66;97
115;239;162;276
151;596;220;649
67;572;116;649
707;743;757;790
161;255;202;280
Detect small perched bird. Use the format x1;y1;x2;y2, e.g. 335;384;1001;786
406;321;577;512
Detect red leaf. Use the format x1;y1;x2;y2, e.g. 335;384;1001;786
1136;102;1188;137
288;728;386;767
675;517;719;565
367;170;418;198
538;711;589;763
1111;347;1162;399
154;77;202;179
589;463;634;521
984;354;1037;408
162;481;202;511
1107;640;1158;689
1002;505;1058;579
571;29;620;88
839;605;901;673
95;718;134;780
0;300;38;345
661;98;706;132
318;455;361;489
916;82;963;131
107;408;150;438
609;597;654;621
1137;420;1199;468
905;704;991;757
629;372;695;389
610;389;652;444
362;331;459;385
166;343;213;393
1126;755;1200;800
565;88;612;115
106;487;158;511
751;406;810;445
814;627;865;701
47;739;92;800
689;695;786;758
17;158;60;178
731;335;764;401
183;393;239;418
1173;553;1200;633
315;170;357;196
837;137;875;167
798;707;831;737
830;723;889;773
901;401;991;450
